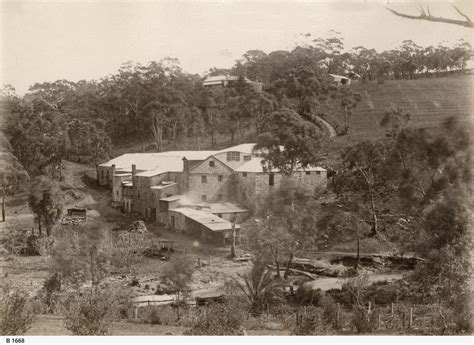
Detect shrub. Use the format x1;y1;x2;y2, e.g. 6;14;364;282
143;306;162;325
0;285;35;335
63;287;118;335
35;273;62;314
292;306;319;335
184;299;245;335
341;272;370;307
321;295;342;330
350;305;378;334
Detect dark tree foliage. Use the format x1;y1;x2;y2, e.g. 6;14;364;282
28;176;63;237
255;108;324;176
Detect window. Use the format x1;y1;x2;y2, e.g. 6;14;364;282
269;174;274;186
226;151;240;161
244;155;251;161
218;175;223;182
306;171;311;175
209;161;215;167
201;175;207;183
166;194;172;198
217;213;223;218
316;171;321;175
201;195;207;202
218;194;223;201
242;172;247;177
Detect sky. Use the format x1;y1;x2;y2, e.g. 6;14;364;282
1;0;473;94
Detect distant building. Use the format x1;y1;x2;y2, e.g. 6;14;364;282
98;143;327;245
203;75;263;93
329;74;352;86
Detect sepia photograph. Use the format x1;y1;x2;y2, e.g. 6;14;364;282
0;0;472;341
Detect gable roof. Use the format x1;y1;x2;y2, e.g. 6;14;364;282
216;143;256;155
189;154;233;174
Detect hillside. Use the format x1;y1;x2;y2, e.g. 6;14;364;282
322;75;474;141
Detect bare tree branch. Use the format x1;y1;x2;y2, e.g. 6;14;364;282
386;5;474;29
453;5;472;23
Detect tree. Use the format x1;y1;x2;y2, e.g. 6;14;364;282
49;226;111;290
338;86;362;134
28;176;63;237
336;141;392;236
246;178;320;278
0;159;28;222
387;4;474;29
163;255;194;321
255;108;324;176
385;117;469;209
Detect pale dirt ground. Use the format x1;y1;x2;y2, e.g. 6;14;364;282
0;160;255;299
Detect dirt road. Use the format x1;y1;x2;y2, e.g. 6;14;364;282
315;115;337;138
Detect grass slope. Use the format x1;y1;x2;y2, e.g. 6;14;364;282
323;75;474;141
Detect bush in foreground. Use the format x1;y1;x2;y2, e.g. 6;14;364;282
184;299;245;335
63;287;118;335
0;285;35;335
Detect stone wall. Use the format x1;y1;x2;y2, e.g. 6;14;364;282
112;173;131;204
188;156;234;203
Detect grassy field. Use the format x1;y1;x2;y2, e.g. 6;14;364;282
321;75;474;142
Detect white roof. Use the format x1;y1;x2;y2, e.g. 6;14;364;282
135;156;184;177
150;182;177;190
329;74;350;80
169;207;240;232
99;151;217;171
216;143;257;155
235;157;327;173
203;75;262;86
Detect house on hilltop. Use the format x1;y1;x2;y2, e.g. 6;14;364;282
98;143;327;244
203;75;263;93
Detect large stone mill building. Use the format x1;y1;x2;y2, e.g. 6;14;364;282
98;144;327;244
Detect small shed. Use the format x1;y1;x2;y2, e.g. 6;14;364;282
168;207;241;245
329;74;351;85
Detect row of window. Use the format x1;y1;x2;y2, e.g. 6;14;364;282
208;154;251;167
201;175;224;183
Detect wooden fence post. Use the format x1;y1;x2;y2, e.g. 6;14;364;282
391;303;394;317
368;301;371;313
134;307;138;320
409;307;413;329
378;314;381;330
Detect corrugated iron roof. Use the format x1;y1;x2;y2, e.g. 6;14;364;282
169;207;240;232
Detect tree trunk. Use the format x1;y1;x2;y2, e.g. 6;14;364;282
95;164;100;186
59;159;63;181
230;219;237;258
355;238;360;270
283;251;294;280
369;191;378;236
2;189;5;222
176;290;181;321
